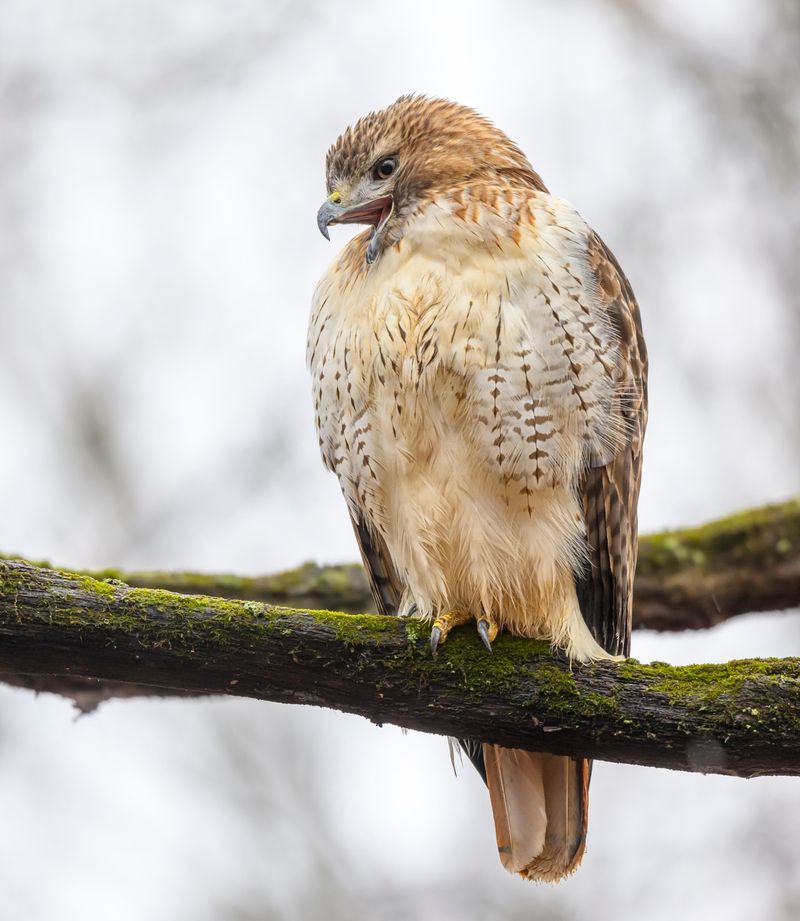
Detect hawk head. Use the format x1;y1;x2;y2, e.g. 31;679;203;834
317;95;546;264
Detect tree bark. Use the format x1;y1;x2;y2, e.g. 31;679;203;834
1;558;798;779
7;498;797;630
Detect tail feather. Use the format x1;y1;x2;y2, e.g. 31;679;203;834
483;744;590;882
484;746;547;871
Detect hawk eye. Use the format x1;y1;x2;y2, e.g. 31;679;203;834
373;157;397;181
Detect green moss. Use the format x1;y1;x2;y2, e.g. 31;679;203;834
399;625;624;724
4;558;800;749
637;497;800;576
299;607;397;647
645;657;791;700
617;656;800;737
529;662;622;720
0;564;22;592
431;631;527;690
79;577;116;597
629;658;759;700
0;553;54;569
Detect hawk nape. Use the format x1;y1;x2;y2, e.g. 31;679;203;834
308;95;647;882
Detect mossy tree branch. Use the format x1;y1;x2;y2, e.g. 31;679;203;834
1;559;798;779
5;498;798;630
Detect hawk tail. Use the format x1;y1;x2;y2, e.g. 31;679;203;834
483;745;589;882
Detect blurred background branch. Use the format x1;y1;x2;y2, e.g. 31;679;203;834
4;497;798;630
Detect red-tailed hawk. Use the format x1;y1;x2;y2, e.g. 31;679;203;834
309;95;647;881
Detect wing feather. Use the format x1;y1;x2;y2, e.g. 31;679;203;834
349;512;404;617
575;233;648;657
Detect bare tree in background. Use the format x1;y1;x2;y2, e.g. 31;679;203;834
0;1;798;920
605;0;800;450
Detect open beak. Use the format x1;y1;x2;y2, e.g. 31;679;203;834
317;194;394;264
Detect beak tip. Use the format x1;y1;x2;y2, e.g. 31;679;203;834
317;200;341;241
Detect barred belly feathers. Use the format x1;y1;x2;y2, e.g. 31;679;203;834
308;95;647;882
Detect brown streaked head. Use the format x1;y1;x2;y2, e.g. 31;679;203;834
316;94;547;264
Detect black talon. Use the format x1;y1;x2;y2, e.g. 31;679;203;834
477;620;494;653
430;625;442;656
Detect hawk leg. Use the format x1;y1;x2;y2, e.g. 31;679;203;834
430;610;499;655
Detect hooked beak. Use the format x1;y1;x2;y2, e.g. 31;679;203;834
317;193;394;264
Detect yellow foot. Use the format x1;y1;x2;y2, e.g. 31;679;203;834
430;611;499;655
430;610;471;655
476;617;499;653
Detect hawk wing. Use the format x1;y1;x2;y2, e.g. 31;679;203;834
575;234;648;657
349;512;404;617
